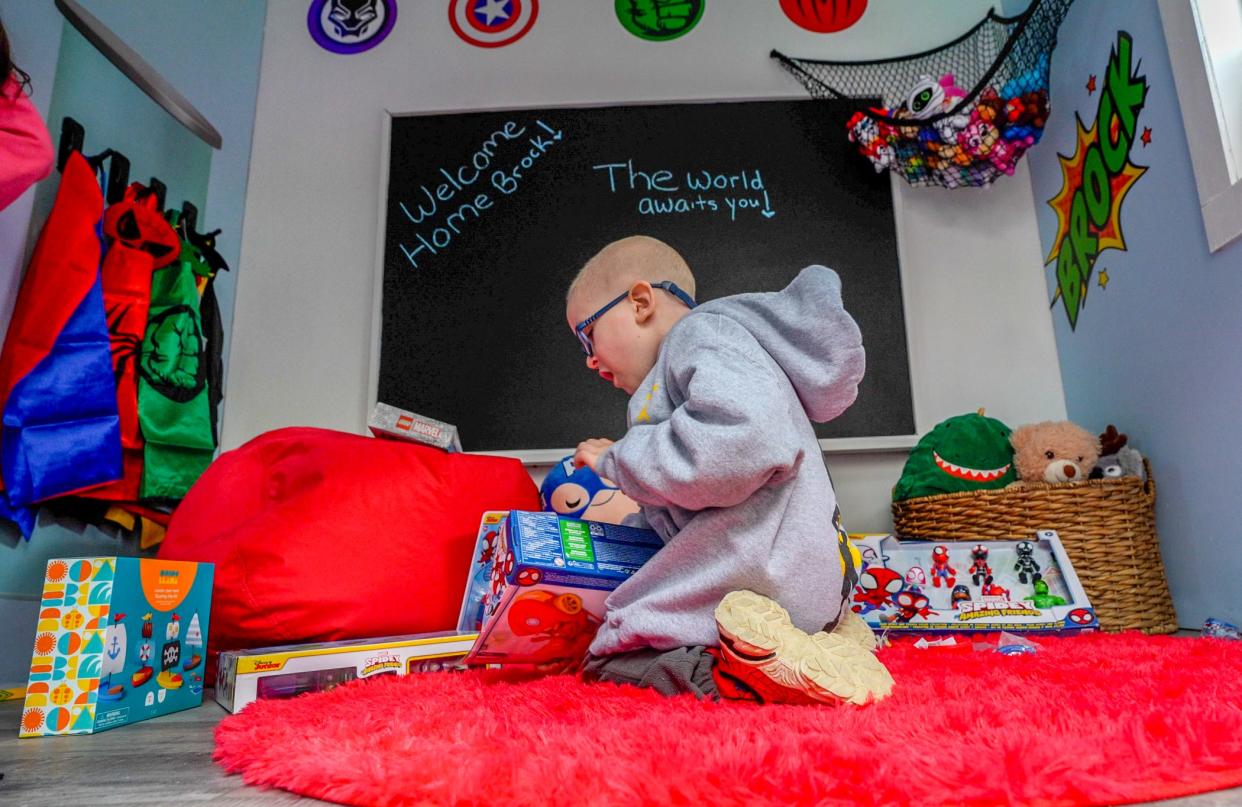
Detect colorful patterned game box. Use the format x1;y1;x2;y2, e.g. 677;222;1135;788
19;557;213;738
459;510;662;666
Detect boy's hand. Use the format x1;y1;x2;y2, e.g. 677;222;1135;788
574;438;614;472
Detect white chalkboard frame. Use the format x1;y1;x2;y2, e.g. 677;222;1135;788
367;102;920;465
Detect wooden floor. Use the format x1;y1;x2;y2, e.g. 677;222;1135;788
1;690;1241;806
0;696;321;806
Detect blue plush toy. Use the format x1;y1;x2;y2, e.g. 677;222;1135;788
540;455;638;523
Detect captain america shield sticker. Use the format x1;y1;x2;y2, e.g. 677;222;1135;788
449;0;538;48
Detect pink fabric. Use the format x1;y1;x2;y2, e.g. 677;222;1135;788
0;76;54;211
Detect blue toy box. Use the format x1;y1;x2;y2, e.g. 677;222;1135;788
20;557;213;737
459;510;662;666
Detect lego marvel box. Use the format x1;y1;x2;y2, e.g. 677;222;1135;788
368;402;461;452
20;557;213;737
215;631;476;713
460;510;662;666
849;530;1098;633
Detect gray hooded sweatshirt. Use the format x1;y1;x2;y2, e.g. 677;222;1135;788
591;265;865;657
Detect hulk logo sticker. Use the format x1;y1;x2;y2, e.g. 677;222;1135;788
1045;31;1149;330
616;0;704;41
139;305;207;403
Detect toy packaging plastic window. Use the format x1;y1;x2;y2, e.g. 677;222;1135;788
214;631;476;713
849;530;1097;633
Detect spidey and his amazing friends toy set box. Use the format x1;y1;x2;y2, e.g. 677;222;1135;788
214;631;477;713
848;530;1098;633
21;557;213;737
460;510;662;666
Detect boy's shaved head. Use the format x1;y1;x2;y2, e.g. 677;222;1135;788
568;236;696;306
565;236;698;395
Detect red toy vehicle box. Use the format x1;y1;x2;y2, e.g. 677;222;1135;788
214;631;475;713
459;511;662;666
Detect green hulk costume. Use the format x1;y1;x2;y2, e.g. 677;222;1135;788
136;211;216;499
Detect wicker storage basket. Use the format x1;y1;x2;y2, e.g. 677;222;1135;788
891;460;1177;634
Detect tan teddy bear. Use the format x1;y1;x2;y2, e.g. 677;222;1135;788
1009;421;1101;485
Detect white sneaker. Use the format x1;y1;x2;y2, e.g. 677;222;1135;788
829;606;879;653
714;590;894;706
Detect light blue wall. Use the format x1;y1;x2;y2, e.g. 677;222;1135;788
28;14;214;246
1026;0;1242;628
67;0;266;372
0;0;265;687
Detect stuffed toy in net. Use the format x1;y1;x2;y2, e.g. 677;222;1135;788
772;0;1074;188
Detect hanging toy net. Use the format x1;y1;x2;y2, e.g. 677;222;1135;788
772;0;1074;189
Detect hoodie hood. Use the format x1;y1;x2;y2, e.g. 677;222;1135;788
693;265;865;423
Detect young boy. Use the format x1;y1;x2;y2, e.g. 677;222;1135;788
566;235;894;706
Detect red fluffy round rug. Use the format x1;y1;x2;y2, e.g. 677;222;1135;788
214;632;1242;806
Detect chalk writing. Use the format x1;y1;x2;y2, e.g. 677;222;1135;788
396;119;565;269
591;159;777;221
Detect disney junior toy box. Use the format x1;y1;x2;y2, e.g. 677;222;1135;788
20;557;213;738
215;631;477;713
460;510;663;666
849;530;1097;633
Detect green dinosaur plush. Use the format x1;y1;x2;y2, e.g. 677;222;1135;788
892;411;1018;501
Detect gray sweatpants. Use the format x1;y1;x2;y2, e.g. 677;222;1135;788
580;608;847;699
581;646;719;699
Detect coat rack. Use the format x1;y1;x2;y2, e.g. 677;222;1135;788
57;116;130;204
58;116;199;220
147;177;167;212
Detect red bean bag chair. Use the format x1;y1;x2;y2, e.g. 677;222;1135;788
158;427;540;678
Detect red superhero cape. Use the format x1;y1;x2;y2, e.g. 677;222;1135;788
80;184;180;502
0;151;122;535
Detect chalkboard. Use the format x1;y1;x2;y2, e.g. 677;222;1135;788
377;100;913;454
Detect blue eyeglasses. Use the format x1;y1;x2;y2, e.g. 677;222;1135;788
574;280;697;357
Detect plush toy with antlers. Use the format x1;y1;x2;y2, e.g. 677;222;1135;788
1090;424;1147;481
